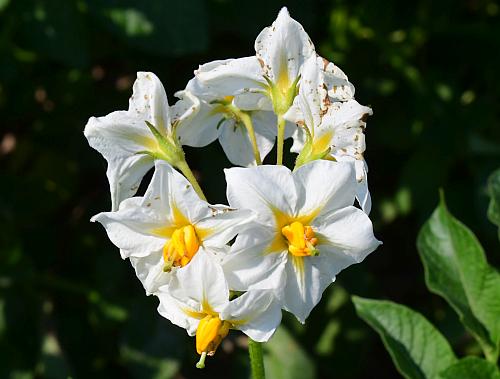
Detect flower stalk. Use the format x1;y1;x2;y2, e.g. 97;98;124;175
227;104;262;165
276;115;286;165
175;158;207;201
141;120;207;201
248;338;266;379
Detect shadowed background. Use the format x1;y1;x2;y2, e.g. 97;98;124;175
1;0;499;378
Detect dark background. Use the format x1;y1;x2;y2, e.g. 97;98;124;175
1;0;499;378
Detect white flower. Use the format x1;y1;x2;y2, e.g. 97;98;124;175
223;160;381;323
172;84;275;167
193;9;355;115
193;7;314;117
285;55;373;213
84;72;198;210
91;160;252;294
157;251;281;368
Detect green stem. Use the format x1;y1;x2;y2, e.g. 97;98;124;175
239;112;262;165
248;338;266;379
175;158;207;201
276;115;286;165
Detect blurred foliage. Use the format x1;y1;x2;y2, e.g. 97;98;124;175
1;0;500;378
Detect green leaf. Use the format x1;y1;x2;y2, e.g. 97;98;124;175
263;326;316;379
487;168;500;239
417;195;500;361
352;296;457;379
439;357;500;379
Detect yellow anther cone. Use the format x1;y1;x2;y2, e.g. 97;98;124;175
282;221;318;257
196;315;230;355
163;225;200;270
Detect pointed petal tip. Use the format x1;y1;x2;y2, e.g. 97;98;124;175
83;116;99;136
89;213;102;223
136;71;156;80
278;6;290;18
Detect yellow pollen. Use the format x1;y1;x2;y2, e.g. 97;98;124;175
196;315;231;356
281;221;319;257
163;224;200;271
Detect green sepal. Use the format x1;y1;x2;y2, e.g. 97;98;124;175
265;74;301;116
143;120;185;167
294;125;332;170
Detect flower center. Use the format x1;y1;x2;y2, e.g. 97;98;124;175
281;221;319;257
163;224;200;271
196;315;231;356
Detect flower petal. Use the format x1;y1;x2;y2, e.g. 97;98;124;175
222;227;287;291
220;290;282;342
170;250;230;312
157;287;200;336
293;160;357;216
284;54;326;131
225;165;298;226
130;72;171;132
130;250;170;295
218;114;275;167
232;92;273;112
148;161;211;223
219;120;261;167
196;208;254;249
90;197;166;259
313;206;381;272
282;255;330;323
255;7;315;82
249;111;278;158
84;72;172;210
193;57;264;98
355;160;371;214
174;95;221;147
320;57;355;101
84;111;155;210
325;99;372;127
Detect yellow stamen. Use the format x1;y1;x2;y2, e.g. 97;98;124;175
196;315;231;356
281;221;319;257
162;224;200;271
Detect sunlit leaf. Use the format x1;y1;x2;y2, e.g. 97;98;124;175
417;194;500;361
353;296;457;379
